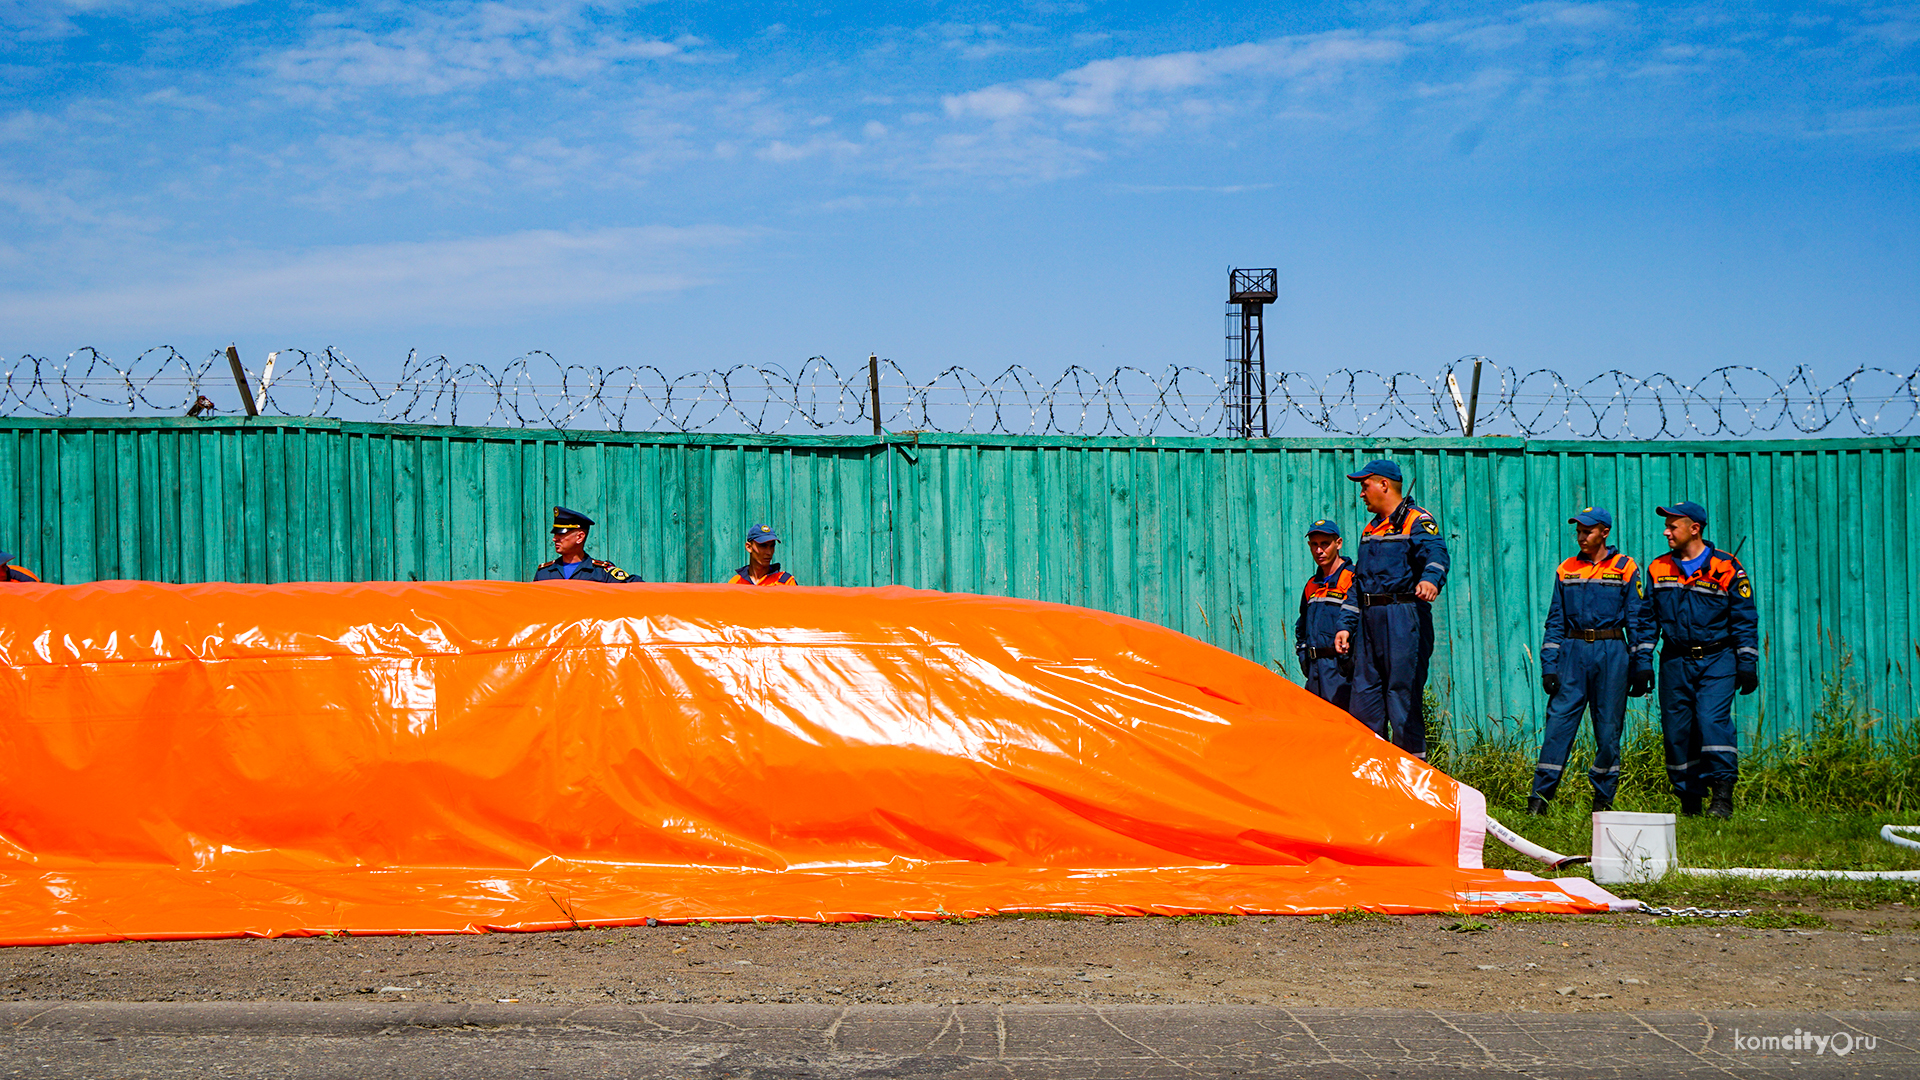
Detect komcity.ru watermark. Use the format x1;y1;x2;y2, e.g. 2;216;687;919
1732;1028;1877;1056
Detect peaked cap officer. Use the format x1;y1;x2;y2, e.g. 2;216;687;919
533;506;642;583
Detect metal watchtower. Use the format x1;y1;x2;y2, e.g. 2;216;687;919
1226;268;1276;438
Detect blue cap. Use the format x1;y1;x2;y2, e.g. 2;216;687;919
1345;459;1402;484
1305;519;1341;538
1568;506;1613;528
746;523;781;544
1655;501;1707;525
551;505;594;532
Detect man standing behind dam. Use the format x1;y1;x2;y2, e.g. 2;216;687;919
1346;460;1450;759
533;506;642;583
1530;506;1654;816
1295;519;1359;711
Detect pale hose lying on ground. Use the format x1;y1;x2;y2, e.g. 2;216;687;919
1674;824;1920;881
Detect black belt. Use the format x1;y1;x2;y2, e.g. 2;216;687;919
1361;592;1423;607
1303;646;1343;660
1569;628;1625;642
1665;639;1733;659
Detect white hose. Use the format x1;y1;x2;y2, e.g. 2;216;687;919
1485;815;1589;870
1673;823;1920;881
1883;824;1920;851
1673;866;1920;881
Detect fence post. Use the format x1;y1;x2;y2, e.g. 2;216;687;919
225;345;259;418
868;355;881;437
1464;357;1483;437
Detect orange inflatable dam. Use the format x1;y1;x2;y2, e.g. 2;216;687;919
0;581;1620;944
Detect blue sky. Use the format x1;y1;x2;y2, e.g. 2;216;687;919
0;0;1914;398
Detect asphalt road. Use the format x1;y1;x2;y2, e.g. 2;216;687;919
1;1003;1912;1078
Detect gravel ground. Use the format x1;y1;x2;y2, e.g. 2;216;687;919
4;907;1916;1013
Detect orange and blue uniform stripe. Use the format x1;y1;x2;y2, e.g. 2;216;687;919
728;563;798;586
1295;556;1359;710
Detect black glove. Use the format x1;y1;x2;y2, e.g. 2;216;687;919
1541;673;1560;697
1337;650;1355;678
1735;670;1759;695
1627;670;1654;698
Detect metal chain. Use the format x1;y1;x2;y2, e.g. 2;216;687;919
1639;905;1755;919
7;348;1917;439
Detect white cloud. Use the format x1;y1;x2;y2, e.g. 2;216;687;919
0;225;754;331
926;30;1409;178
942;32;1410;125
757;135;861;163
266;3;684;98
0;175;157;230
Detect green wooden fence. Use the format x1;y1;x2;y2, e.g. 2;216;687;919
4;416;1912;742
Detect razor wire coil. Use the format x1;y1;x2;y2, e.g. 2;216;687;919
5;347;1919;439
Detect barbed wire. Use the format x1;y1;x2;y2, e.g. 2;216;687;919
4;347;1918;439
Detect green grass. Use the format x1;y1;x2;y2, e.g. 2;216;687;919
1320;908;1390;925
1429;651;1920;815
1478;804;1920;907
1429;655;1920;908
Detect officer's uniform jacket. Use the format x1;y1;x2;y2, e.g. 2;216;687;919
1540;546;1655;675
0;552;38;582
1646;545;1759;672
727;563;797;586
533;555;640;583
1355;499;1450;599
1295;556;1359;669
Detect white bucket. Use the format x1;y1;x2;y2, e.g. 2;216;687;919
1591;811;1677;884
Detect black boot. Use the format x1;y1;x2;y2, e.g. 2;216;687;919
1591;793;1613;814
1526;795;1550;816
1708;780;1734;820
1679;793;1702;817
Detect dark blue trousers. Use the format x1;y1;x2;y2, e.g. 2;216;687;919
1304;656;1353;712
1658;649;1739;799
1352;602;1432;759
1531;639;1628;803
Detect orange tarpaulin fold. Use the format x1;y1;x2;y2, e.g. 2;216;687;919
0;581;1617;945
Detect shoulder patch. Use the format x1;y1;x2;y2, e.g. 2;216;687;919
1737;578;1752;599
1420;518;1438;534
612;569;630;581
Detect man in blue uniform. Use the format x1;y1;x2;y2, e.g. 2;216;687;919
533;506;641;583
1647;500;1759;819
1346;460;1450;758
1295;519;1359;710
1530;507;1655;815
726;524;799;586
